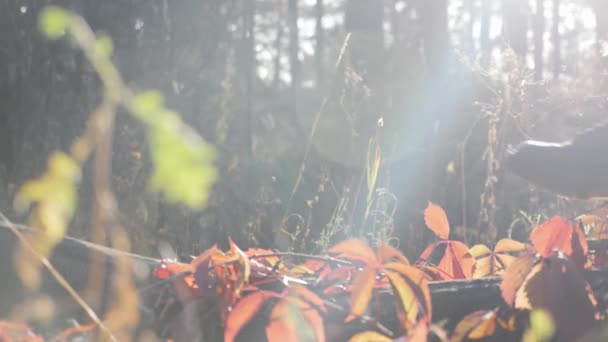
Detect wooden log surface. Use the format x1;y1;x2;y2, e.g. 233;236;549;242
1;223;607;340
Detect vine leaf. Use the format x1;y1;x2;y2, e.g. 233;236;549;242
346;266;377;322
266;293;325;342
438;241;475;279
470;239;526;278
451;309;498;341
424;201;450;240
327;238;377;266
530;216;588;267
500;252;596;341
327;239;429;328
224;290;279;342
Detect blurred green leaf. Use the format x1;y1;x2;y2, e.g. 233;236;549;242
39;6;69;40
147;110;218;209
94;34;114;59
131;91;164;122
15;152;80;266
529;309;555;341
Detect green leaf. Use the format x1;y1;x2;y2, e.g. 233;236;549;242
130;91;165;122
147;111;218;209
94;34;114;59
39;6;69;40
530;309;555;341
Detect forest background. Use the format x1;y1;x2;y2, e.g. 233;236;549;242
1;0;607;261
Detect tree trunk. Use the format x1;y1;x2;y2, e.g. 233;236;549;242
534;0;545;81
288;0;300;117
552;0;561;79
503;0;528;56
315;0;325;91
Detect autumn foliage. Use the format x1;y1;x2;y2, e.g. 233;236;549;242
5;202;608;341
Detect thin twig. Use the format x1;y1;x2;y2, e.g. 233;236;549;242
0;213;117;342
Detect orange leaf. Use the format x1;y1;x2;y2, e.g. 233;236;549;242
225;291;279;342
287;285;327;313
345;266;377;322
377;242;410;265
530;216;574;257
229;237;251;296
328;239;378;266
576;214;602;226
267;297;325;342
438;241;474;279
494;239;526;253
384;263;432;321
386;270;419;329
471;241;525;278
424;201;450;239
500;253;537;307
472;256;492;279
348;331;392;342
469;244;492;258
451;310;497;341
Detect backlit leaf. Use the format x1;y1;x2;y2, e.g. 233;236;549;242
424;202;450;239
384;262;431;320
377;242;410;265
438;241;474;279
328;239;377;266
345;266;377;322
386;270;419;329
500;253;537;308
469;244;492;258
530;216;574;257
287;285;327;313
451;310;497;341
494;239;526;254
224;291;278;342
229;237;251;297
267;297;324;342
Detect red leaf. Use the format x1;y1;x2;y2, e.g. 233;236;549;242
328;239;377;266
424;202;450;239
438;241;474;279
345;266;377;322
224;291;279;342
530;216;574;257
